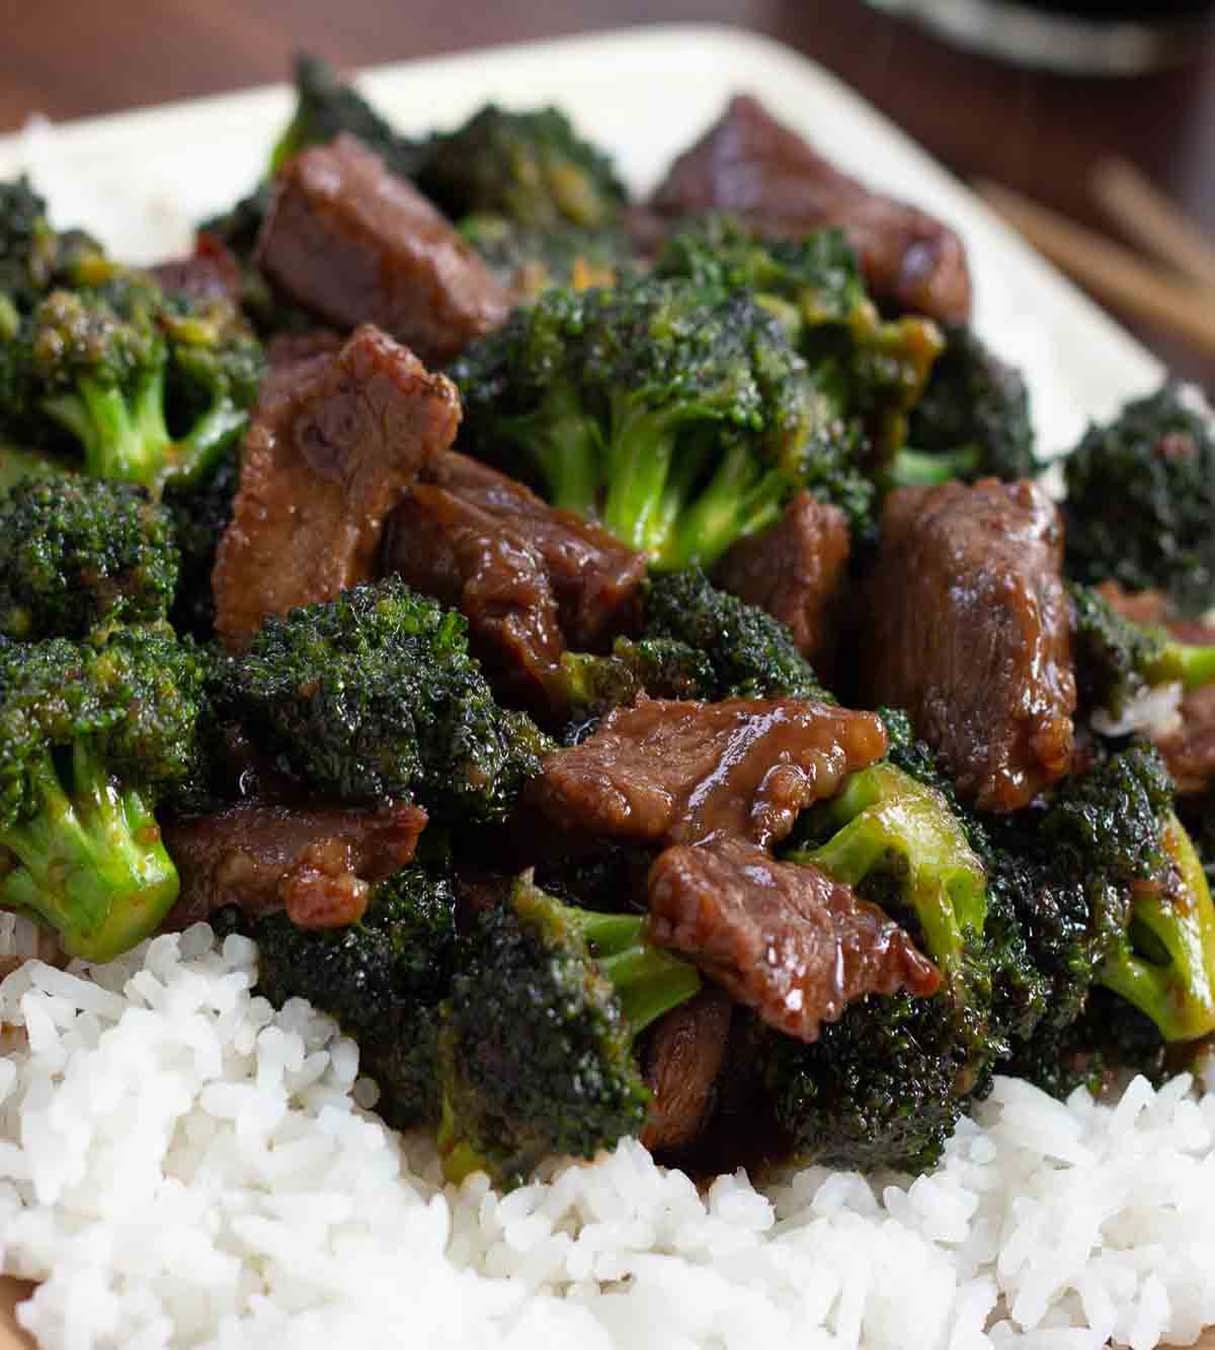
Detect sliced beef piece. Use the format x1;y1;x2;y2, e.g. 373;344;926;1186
715;491;850;663
1097;581;1215;649
382;451;646;709
419;452;645;651
526;696;887;848
149;234;243;306
212;324;460;648
864;478;1075;813
649;95;971;324
163;800;427;930
257;134;510;364
647;837;939;1042
640;986;733;1155
384;481;566;711
1156;684;1215;795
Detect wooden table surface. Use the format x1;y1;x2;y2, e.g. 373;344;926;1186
1;0;1212;386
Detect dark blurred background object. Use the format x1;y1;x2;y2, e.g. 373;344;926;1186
867;0;1215;75
1;0;1212;385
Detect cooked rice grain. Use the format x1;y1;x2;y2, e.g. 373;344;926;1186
1;926;1213;1350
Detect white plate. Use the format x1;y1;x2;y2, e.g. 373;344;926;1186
0;23;1162;455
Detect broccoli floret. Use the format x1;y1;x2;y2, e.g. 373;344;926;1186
642;567;826;699
993;744;1215;1087
0;262;264;495
270;53;425;183
416;105;626;232
247;865;458;1127
216;579;550;822
1070;582;1215;721
0;473;177;639
555;569;824;721
163;447;238;639
654;218;942;466
1064;386;1215;617
0;626;207;961
453;276;850;569
0;176;104;319
458;213;627;296
769;741;995;1172
437;874;699;1187
896;325;1036;486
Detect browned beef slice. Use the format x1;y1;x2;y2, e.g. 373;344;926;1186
1156;684;1215;795
150;235;243;306
419;452;646;650
526;697;887;848
163;800;427;929
647;837;939;1042
257;134;510;364
716;491;850;662
265;329;344;371
864;478;1075;813
212;324;460;648
383;482;566;711
1097;581;1215;650
649;95;971;325
640;987;733;1155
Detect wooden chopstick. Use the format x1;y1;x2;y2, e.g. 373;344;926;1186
1091;157;1215;293
976;179;1215;359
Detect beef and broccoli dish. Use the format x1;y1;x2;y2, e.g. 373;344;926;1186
3;55;1214;1191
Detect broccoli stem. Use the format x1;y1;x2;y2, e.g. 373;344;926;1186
887;446;981;488
1147;640;1215;692
0;742;179;962
1098;812;1215;1042
552;901;702;1033
41;371;241;496
512;382;602;518
662;440;786;571
601;395;681;554
789;763;987;975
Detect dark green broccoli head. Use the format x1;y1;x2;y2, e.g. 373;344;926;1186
271;53;425;183
642;567;825;700
163;447;238;640
898;325;1036;486
248;865;458;1127
416;104;626;231
0;473;178;639
654;218;942;466
453;276;847;569
986;743;1215;1075
216;579;551;821
458;213;628;296
0;176;104;320
0;263;263;495
764;988;972;1173
0;626;207;960
558;636;717;720
1063;385;1215;617
438;875;699;1187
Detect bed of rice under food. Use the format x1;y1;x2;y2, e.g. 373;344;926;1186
0;925;1213;1350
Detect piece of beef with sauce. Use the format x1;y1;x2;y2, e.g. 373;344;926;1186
525;696;887;849
640;986;733;1155
212;324;460;648
418;452;646;651
864;478;1076;813
256;133;511;365
648;95;971;324
715;490;850;665
384;481;567;712
647;835;940;1042
163;799;428;930
382;450;647;711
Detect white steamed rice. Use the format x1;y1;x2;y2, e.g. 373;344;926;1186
0;925;1213;1350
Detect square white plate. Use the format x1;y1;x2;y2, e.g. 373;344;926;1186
0;23;1162;456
